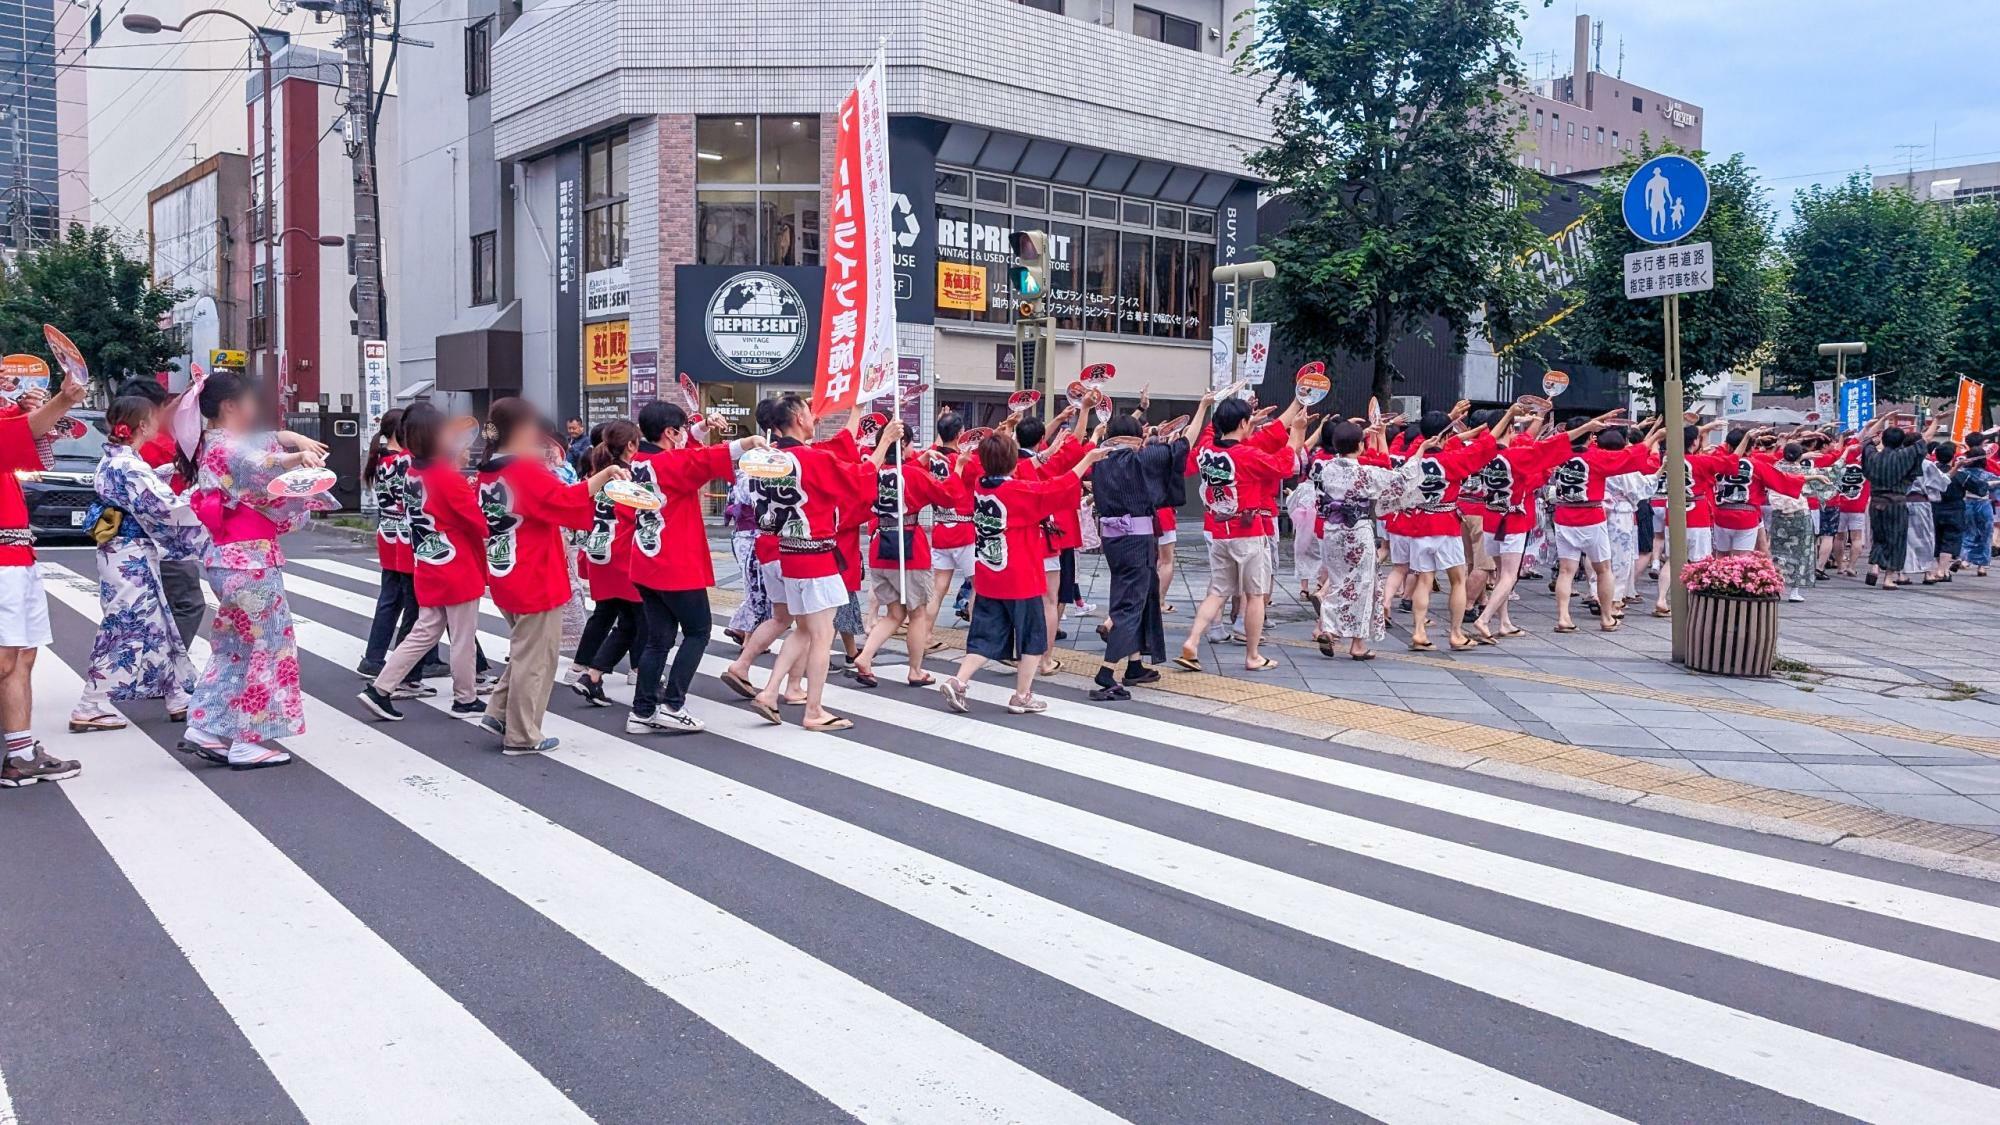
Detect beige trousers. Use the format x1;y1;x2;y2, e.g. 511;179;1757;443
487;607;562;747
373;600;481;704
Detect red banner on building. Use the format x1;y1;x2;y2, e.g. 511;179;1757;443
813;49;897;415
1954;375;1986;443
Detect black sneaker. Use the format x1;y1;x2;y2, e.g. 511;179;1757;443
355;657;385;679
478;714;507;738
1089;684;1131;702
451;699;488;716
570;676;611;707
1055;629;1070;641
357;685;404;721
418;661;452;680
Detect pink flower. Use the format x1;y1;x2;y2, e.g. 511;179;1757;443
275;658;300;688
239;683;271;714
1682;554;1784;597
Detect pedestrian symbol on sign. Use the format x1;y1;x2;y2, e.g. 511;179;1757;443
1623;155;1709;245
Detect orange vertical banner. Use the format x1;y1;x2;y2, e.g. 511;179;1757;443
1952;376;1985;443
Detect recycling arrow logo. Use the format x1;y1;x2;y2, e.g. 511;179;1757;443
890;192;921;249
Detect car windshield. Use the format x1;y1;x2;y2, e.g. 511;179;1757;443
48;412;110;465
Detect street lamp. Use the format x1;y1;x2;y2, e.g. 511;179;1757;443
1212;259;1276;393
1816;341;1868;384
125;10;286;408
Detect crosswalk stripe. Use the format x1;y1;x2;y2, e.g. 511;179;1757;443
285;559;2000;944
273;567;2000;1023
658;687;2000;1125
955;672;2000;941
0;1063;17;1125
41;577;1117;1125
270;571;2000;1121
796;667;2000;1032
32;583;593;1125
266;595;1617;1124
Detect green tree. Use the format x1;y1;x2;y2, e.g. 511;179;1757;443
1240;0;1553;409
1564;149;1784;410
0;224;187;395
1949;201;2000;385
1771;174;1968;401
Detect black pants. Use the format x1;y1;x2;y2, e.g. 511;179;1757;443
575;597;641;674
1101;533;1164;667
1057;546;1080;605
158;557;207;646
633;587;712;716
1869;497;1909;571
365;570;443;675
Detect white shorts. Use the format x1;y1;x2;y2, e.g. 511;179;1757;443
931;543;974;577
1483;532;1527;558
1838;511;1866;533
1404;534;1466;574
1043;554;1060;573
1387;534;1412;566
759;559;788;607
1685;526;1714;562
1553;522;1613;564
782;573;850;617
1713;525;1759;553
1159;530;1178;546
0;564;53;649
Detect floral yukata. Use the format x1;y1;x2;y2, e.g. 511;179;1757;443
1311;457;1425;642
185;431;332;749
76;443;209;716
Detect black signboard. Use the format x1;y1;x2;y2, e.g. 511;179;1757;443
673;264;825;386
552;147;584;424
889;117;944;325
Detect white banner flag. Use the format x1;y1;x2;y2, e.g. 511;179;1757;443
1209;323;1273;394
815;48;898;411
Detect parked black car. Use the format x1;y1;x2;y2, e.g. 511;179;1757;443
21;409;107;543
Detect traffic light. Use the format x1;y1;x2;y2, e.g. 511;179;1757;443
1009;230;1050;319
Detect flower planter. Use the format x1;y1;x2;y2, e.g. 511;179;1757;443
1684;590;1779;677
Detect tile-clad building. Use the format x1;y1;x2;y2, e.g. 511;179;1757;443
0;0;62;249
412;0;1270;434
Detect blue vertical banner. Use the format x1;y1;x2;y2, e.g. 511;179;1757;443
1838;376;1876;432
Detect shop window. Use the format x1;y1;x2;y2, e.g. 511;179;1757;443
585;203;626;271
584;132;629;271
936;169;969;199
1086;194;1118;222
974;177;1010;205
1083;227;1118;331
1155;205;1183;232
464;18;492;97
696;115;821;265
698;191;758;266
1122;200;1152;226
1134;5;1200;50
1013;183;1047;211
1186;210;1215;236
470;231;497;306
1050;189;1083;216
759;116;818;183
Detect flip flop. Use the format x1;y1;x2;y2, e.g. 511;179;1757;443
1650;607;1672;618
904;674;937;688
1317;637;1337;658
852;670;879;689
1499;626;1526;638
719;669;758;699
782;695;809;707
1471;623;1499;644
750;698;784;725
804;715;854;732
1172;653;1202;672
1350;651;1377;661
1038;660;1062;676
1553;624;1578;634
1246;656;1279;671
1600;621;1622;633
1449;638;1479;652
1409;639;1435;651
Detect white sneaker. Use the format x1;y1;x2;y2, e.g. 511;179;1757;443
1787;591;1805;602
626;708;705;735
390;683;438;700
1067;602;1098;618
1007;693;1049;715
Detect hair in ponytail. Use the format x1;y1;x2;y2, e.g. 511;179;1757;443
362;406;406;486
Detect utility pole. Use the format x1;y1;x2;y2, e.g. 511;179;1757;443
337;0;385;394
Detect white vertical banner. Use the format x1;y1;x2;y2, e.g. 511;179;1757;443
1812;380;1835;422
853;47;897;404
814;47;898;412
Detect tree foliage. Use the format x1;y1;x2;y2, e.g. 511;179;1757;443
0;224;187;395
1771;174;1968;401
1949;202;2000;385
1565;148;1783;409
1240;0;1554;408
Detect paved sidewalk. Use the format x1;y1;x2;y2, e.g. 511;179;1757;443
1047;540;2000;830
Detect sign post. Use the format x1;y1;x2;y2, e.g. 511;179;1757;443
1622;154;1710;664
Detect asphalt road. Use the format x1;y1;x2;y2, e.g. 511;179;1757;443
5;545;2000;1123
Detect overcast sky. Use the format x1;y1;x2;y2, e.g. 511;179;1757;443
1515;1;2000;213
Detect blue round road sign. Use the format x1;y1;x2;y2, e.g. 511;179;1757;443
1622;155;1709;245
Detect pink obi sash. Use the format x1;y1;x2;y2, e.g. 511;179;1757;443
191;488;281;546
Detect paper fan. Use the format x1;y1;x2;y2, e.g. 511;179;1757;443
740;447;796;481
1007;390;1040;414
956;426;993;455
42;324;88;387
268;467;337;497
1079;362;1115;389
603;479;663;511
858;412;889;443
1294;362;1330;406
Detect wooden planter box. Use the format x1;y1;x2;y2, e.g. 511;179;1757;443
1685;590;1779;677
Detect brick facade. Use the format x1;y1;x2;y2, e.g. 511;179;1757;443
652;115;697;375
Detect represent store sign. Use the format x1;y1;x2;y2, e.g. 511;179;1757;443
585;266;630;319
675;265;824;384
